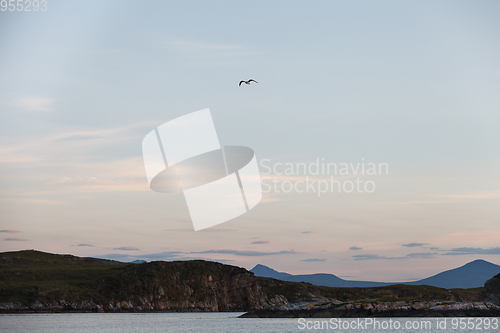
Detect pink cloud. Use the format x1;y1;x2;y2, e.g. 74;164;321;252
0;230;21;234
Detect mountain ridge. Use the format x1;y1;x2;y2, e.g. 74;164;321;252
251;264;389;287
251;259;500;289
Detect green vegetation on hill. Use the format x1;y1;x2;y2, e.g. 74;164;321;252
256;276;482;304
0;250;125;303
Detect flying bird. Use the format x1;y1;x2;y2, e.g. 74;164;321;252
239;79;258;86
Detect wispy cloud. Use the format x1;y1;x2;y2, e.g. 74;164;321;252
125;251;182;260
1;198;65;206
55;134;105;141
251;240;269;245
379;200;455;205
45;172;148;194
301;258;326;262
102;248;297;261
164;38;255;59
353;252;436;260
0;230;21;234
434;191;500;200
77;244;94;247
163;228;237;233
380;191;500;205
9;96;55;111
405;252;435;259
4;237;29;241
0;121;154;166
102;251;182;261
114;246;140;251
402;243;427;247
302;231;317;234
353;254;389;260
349;246;362;250
192;249;297;257
0;121;154;203
98;251;233;264
442;247;500;255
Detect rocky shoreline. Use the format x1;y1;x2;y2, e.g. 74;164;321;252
0;300;247;314
2;300;500;317
240;301;500;318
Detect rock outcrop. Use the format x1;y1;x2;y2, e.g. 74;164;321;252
480;273;500;305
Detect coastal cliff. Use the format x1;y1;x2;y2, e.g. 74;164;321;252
0;250;291;312
481;273;500;305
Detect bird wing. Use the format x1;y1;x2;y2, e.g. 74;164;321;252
249;79;258;84
239;81;245;86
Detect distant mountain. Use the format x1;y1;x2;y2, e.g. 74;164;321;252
131;260;147;264
251;259;500;289
406;259;500;289
251;264;295;280
251;264;389;288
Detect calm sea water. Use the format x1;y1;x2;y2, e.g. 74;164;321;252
0;313;499;332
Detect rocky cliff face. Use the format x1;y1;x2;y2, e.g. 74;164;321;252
90;260;277;312
481;273;500;305
0;254;290;313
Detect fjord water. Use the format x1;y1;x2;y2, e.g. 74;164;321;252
1;313;499;332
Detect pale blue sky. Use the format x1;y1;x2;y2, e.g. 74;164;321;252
1;1;499;281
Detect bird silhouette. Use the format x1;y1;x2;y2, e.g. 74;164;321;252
239;79;258;86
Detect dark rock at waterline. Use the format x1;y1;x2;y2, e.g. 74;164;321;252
239;302;500;318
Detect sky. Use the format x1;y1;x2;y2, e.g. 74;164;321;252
0;0;499;282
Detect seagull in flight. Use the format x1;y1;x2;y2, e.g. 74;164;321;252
239;79;258;86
